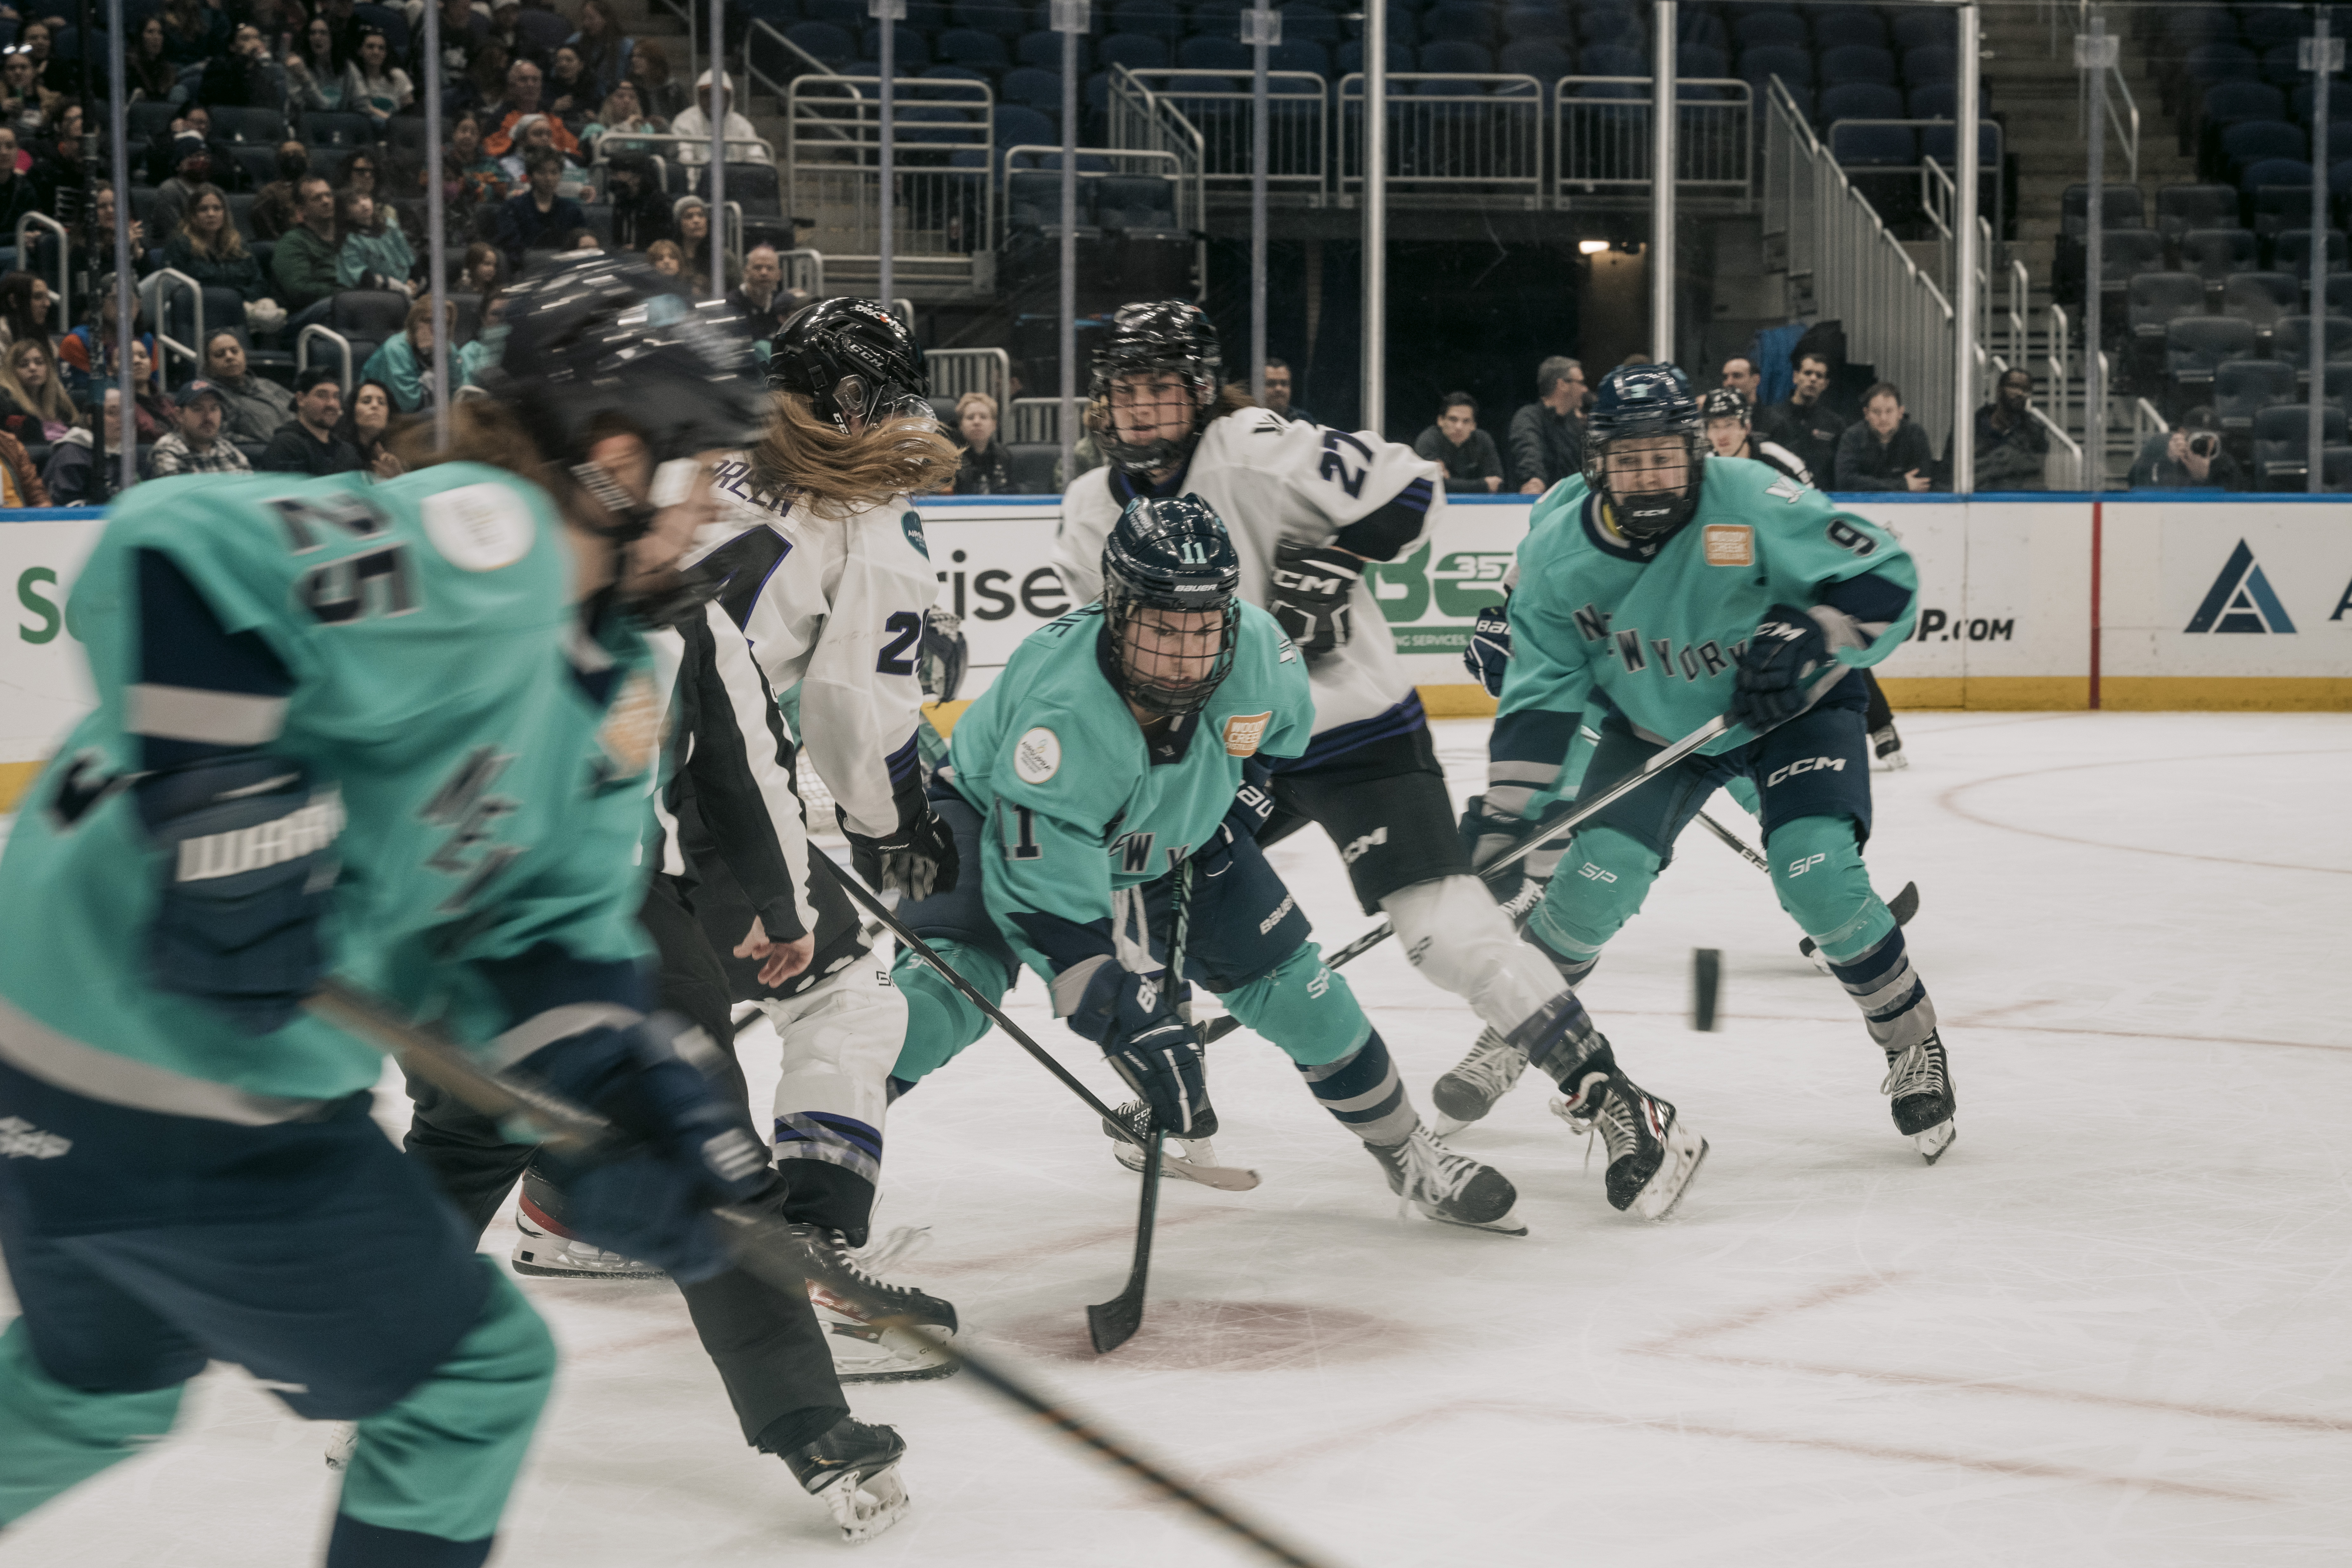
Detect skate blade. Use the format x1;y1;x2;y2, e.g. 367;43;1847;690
510;1253;667;1280
1113;1137;1261;1192
1429;1110;1474;1137
1912;1119;1957;1165
1628;1124;1708;1222
824;1324;961;1384
1417;1202;1528;1236
1871;751;1910;772
816;1463;910;1544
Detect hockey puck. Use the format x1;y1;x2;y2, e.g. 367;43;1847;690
1691;948;1721;1032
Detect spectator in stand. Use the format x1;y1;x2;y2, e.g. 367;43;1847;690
204;328;295;443
144;105;242;191
0;130;40;250
673;196;730;288
0;335;68;442
150;133;220;248
454;287;505;386
284;13;349;111
443;110;506;215
1507;354;1584;493
1757;351;1847;485
544;46;595;137
0;415;47;504
495;115;589;197
250;141;312;240
122;341;174;446
0;48;56;140
129;17;182;105
673;71;768;165
2127;405;2245;490
458;40;511;116
198;22;290;114
68;185;155;292
1415;391;1505;493
583;83;662;158
337;188;417;294
335;376;405;479
169;185;287;334
160;0;228;74
1719;353;1760;408
492;148;586;266
337;149;408;238
727;242;791;344
30;103;93;214
951;391;1013;494
1834;381;1936;492
1956;367;2049;491
342;29;414;127
484;0;528;66
149;378;252;477
483;58;580;161
459;241;503;294
603;152;672;250
565;228;603;252
432;0;492;83
260;367;362;474
644;237;688;288
569;0;632;101
59;295;156;404
273;174;343;318
0;272;55;355
1258;357;1314;424
628;39;686;123
42;387;136;503
19;24;76;99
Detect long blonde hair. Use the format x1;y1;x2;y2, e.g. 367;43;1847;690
750;393;957;519
0;337;72;425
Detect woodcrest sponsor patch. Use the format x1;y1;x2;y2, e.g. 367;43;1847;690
597;671;664;775
1222;711;1272;756
1702;524;1754;567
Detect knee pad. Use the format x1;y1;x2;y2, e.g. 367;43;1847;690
1219;941;1371;1068
767;957;907;1146
1524;825;1661;964
1382;876;1588;1038
1766;815;1893;961
0;1319;189;1526
889;940;1012;1086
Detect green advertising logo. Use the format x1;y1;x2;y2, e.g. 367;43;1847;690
1363;545;1514;654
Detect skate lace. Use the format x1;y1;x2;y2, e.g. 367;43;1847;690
1880;1037;1947;1101
822;1229;929;1303
1449;1029;1527;1099
1393;1130;1480;1216
853;1226;934;1277
1559;1080;1639;1169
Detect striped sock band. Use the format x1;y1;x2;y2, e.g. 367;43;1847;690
1296;1031;1417;1147
1825;927;1937;1055
773;1111;884;1185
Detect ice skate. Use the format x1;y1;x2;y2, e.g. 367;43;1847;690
1881;1030;1957;1163
1870;720;1909;771
1364;1126;1527;1235
798;1225;961;1383
780;1415;910;1544
322;1421;357;1471
1551;1070;1707;1220
509;1173;665;1279
1100;1100;1263;1190
1430;1027;1530;1134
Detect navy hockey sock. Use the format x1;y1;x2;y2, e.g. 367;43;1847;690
1296;1031;1417;1147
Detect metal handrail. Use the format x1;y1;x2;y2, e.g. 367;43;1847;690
2106;59;2140;184
1106;65;1208;228
928;346;1012;412
745;19;862;153
2032;406;2084;489
2048;301;2073;443
1336;73;1546;194
1556;75;1754;195
14;212;66;323
1113;69;1327;190
138;268;205;394
296;324;354;395
999;142;1189;244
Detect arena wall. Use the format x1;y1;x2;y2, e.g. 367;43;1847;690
5;493;2347;811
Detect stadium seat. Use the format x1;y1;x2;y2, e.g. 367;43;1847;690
1890;10;1946;51
1095;31;1169;69
302;112;379;149
2178;227;2258;281
2157;185;2244;242
2130;272;2209;340
2165;6;2236;50
2062;183;2147;235
1810;10;1887;53
1920;123;2000;165
1819;45;1896;86
2242;8;2307;52
993;103;1056;148
1733;11;1807;52
1017;30;1083;70
2252;402;2347;487
2275;227;2349;277
127;101;176;144
1423;3;1499;47
999;65;1062;113
949;0;1025;36
1094;174;1180;233
1902;46;1957;85
861;23;930;67
2272;315;2352;366
207;106;286;144
1335;39;1415;74
1005;442;1060;491
1675;43;1727;78
1423;39;1496;75
2183;43;2261;92
1904;82;1989;120
1819;82;1903;124
2097;228;2167;289
1109;0;1180;42
2214;355;2294;434
2222;120;2305;180
1498;40;1571;83
1005;168;1096;231
787;20;858;66
1576;6;1642;46
2326;273;2352;317
1177;35;1248;69
1830;123;1916;167
2200;79;2286;135
1738;44;1812;91
1282;6;1341;44
2166;315;2259;394
802;0;863;25
1502;7;1573;45
2220;270;2299;334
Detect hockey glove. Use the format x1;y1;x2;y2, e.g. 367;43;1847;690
1193;758;1278;881
847;804;961;901
1270;541;1361;656
1463;603;1513;698
1459;793;1569;913
135;756;342;1036
522;1013;773;1284
1730;603;1833;731
1063;959;1210;1135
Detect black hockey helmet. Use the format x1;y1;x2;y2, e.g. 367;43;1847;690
1697;386;1749;426
767;296;931;433
1098;493;1241;719
1091;300;1222;475
1584;362;1707;544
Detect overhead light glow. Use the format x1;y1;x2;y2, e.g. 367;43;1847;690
1579;239;1609;254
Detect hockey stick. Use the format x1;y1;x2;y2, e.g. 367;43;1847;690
804;851;1259;1191
305;979;1342;1568
1196;713;1734;1046
1691;810;1770;872
1088;859;1191;1353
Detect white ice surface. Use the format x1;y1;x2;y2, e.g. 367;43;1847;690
4;711;2350;1566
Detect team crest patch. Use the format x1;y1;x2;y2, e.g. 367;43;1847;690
1702;524;1754;567
1222;711;1272;757
598;671;665;775
900;510;930;559
422;483;534;572
1013;726;1061;784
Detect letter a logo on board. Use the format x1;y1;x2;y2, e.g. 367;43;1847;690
2184;539;2297;634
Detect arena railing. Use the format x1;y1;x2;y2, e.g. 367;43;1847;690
140;268;204;394
1113;69;1327;193
784;74;996;276
295;324;354;396
928;347;1012;413
1337;73;1546;199
1105;67;1208;231
1556;76;1754;197
1010;395;1063;445
997;143;1191;248
13;213;66;326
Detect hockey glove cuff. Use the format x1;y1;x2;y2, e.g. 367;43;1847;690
1729;603;1833;731
1270;541;1361;656
135;755;342;1036
1464;603;1513;698
847;804;961;901
1460;793;1567;908
1104;1019;1209;1137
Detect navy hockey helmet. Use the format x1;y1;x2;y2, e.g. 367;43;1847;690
1091;300;1223;475
767;296;931;433
1584;363;1707;543
1098;493;1242;719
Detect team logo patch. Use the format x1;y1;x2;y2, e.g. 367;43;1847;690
1222;711;1272;756
421;483;534;572
1701;524;1754;567
1013;726;1061;784
598;671;665;776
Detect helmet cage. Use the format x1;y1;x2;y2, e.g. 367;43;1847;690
1097;493;1241;718
1091;301;1222;474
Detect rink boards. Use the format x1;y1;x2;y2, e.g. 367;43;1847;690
4;492;2348;811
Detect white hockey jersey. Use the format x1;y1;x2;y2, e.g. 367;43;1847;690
688;456;939;842
1053;408;1444;739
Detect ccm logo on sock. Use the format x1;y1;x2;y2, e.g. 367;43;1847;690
1766;755;1847;787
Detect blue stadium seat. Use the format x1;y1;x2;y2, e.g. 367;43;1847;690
2220;270;2299;329
950;0;1026;36
1095;174;1180;233
1017;30;1083;70
1810;9;1886;53
1890;10;1946;51
1096;31;1170;69
1000;65;1062;112
1676;43;1727;78
1819;83;1903;124
2222;120;2306;178
2241;7;2307;52
1177;35;1248;69
1421;39;1495;75
1819;45;1896;86
1830;122;1916;167
2158;185;2244;241
1733;11;1807;52
1282;6;1341;44
1498;39;1571;83
2242;154;2314;193
1905;82;1989;119
920;63;990;82
805;0;863;25
2327;273;2352;315
1903;46;1957;85
862;23;930;67
1739;44;1813;90
1423;3;1498;47
2165;7;2236;50
2182;42;2260;90
2275;228;2349;277
787;20;857;66
1269;40;1329;75
1110;0;1182;41
2215;356;2295;433
2180;227;2258;281
993;103;1057;147
2201;79;2286;132
1578;10;1646;51
2167;316;2258;393
1335;39;1415;74
2273;318;2352;364
1502;7;1572;45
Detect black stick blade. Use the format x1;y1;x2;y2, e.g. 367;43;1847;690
1088;1129;1165;1353
1887;880;1920;926
1691;948;1722;1032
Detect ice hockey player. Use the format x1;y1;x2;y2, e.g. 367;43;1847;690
1050;303;1660;1214
680;295;966;1379
892;493;1527;1232
0;256;776;1566
1458;364;1955;1164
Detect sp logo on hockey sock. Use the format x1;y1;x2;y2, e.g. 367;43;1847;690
1785;852;1827;877
1578;862;1618;883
